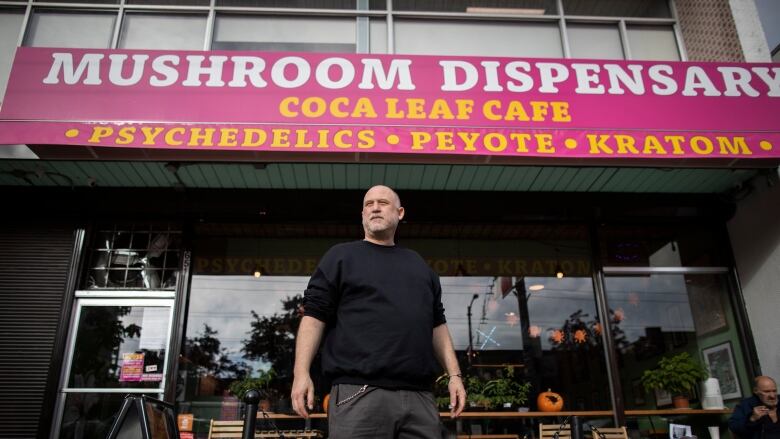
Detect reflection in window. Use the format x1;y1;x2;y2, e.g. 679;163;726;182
59;393;155;439
391;0;557;14
605;274;750;411
68;306;170;389
178;275;310;435
86;224;182;290
600;225;728;267
567;23;624;60
627;25;680;61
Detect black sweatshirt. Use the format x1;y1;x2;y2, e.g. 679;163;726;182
303;240;447;390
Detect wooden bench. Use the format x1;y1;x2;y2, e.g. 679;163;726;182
208;420;324;439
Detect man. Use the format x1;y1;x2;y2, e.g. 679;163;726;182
729;376;779;439
291;185;466;438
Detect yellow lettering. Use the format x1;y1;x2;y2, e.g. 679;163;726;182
220;128;238;147
510;133;531;153
615;135;639;154
410;131;432;150
242;129;267;147
588;134;614;154
271;129;291;147
664;136;686;155
334;130;352;148
141;127;165;146
429;99;455;119
353;98;378;118
691;136;713;155
535;134;554;154
406;99;426;119
187;128;215;147
385;98;404;118
357;130;375;149
457;132;479;152
88;127;113;143
279;97;298;117
295;129;313;148
717;137;751;155
302;97;326;118
435;132;455;150
483;100;502;121
504;101;531;122
530;101;549;121
551;101;571;122
642;135;667;155
164;127;184;146
455;99;474;120
330;97;349;118
484;133;507;152
116;127;135;145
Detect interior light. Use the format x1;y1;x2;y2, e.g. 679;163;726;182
528;284;545;291
465;7;546;15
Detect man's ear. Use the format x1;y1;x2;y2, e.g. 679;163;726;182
398;206;405;220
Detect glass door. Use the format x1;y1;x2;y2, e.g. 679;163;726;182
52;298;174;439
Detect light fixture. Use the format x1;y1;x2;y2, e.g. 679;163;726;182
253;268;262;278
555;264;564;279
528;284;545;292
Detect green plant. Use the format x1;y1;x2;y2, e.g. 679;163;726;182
229;368;278;400
483;367;532;408
640;352;708;397
434;373;492;409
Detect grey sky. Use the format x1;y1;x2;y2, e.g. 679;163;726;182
755;0;780;51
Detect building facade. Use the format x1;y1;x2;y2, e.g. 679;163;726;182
0;0;778;438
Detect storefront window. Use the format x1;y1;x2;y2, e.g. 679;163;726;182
389;0;557;15
178;224;610;436
604;273;750;430
600;224;729;267
85;224;182;290
567;23;624;59
212;15;357;52
119;13;207;50
25;10;116;48
627;25;680;61
561;0;671;18
0;9;24;102
394;19;563;57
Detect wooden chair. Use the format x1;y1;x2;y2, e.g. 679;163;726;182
540;424;572;439
208;420;324;439
589;426;628;439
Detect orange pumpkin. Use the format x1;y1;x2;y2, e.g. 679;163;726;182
537;389;564;412
323;393;330;413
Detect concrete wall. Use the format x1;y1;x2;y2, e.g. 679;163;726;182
727;168;780;382
728;0;772;61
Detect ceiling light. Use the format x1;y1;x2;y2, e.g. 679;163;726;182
528;284;545;291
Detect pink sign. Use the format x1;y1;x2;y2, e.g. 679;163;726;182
1;47;779;160
119;352;144;382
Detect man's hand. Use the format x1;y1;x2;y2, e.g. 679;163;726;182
750;405;770;422
291;373;315;418
448;375;467;418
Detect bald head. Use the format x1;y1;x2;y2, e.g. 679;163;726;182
364;185;401;207
361;185;404;245
754;376;778;408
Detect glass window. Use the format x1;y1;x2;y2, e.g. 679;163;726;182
600;224;729;267
59;393;159;439
86;224;182;290
561;0;671;18
128;0;209;6
605;274;751;419
67;304;172;389
179;224;609;435
627;25;680;61
215;0;356;7
25;10;116;49
391;0;557;15
394;19;563;57
567;23;624;60
0;9;24;104
119;13;207;50
212;15;356;52
369;17;387;54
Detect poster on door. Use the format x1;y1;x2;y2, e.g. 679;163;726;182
119;352;144;382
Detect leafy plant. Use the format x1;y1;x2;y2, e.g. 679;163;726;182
229;368;278;400
435;373;492;409
483;367;532;408
640;352;708;397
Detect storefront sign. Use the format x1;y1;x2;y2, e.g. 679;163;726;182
1;47;779;159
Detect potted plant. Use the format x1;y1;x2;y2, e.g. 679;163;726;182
434;373;492;410
640;352;708;408
483;366;532;411
229;368;278;412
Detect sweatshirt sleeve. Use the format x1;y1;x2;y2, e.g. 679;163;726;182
728;398;761;439
303;249;340;323
432;271;447;327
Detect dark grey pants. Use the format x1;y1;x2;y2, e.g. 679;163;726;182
328;383;441;439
